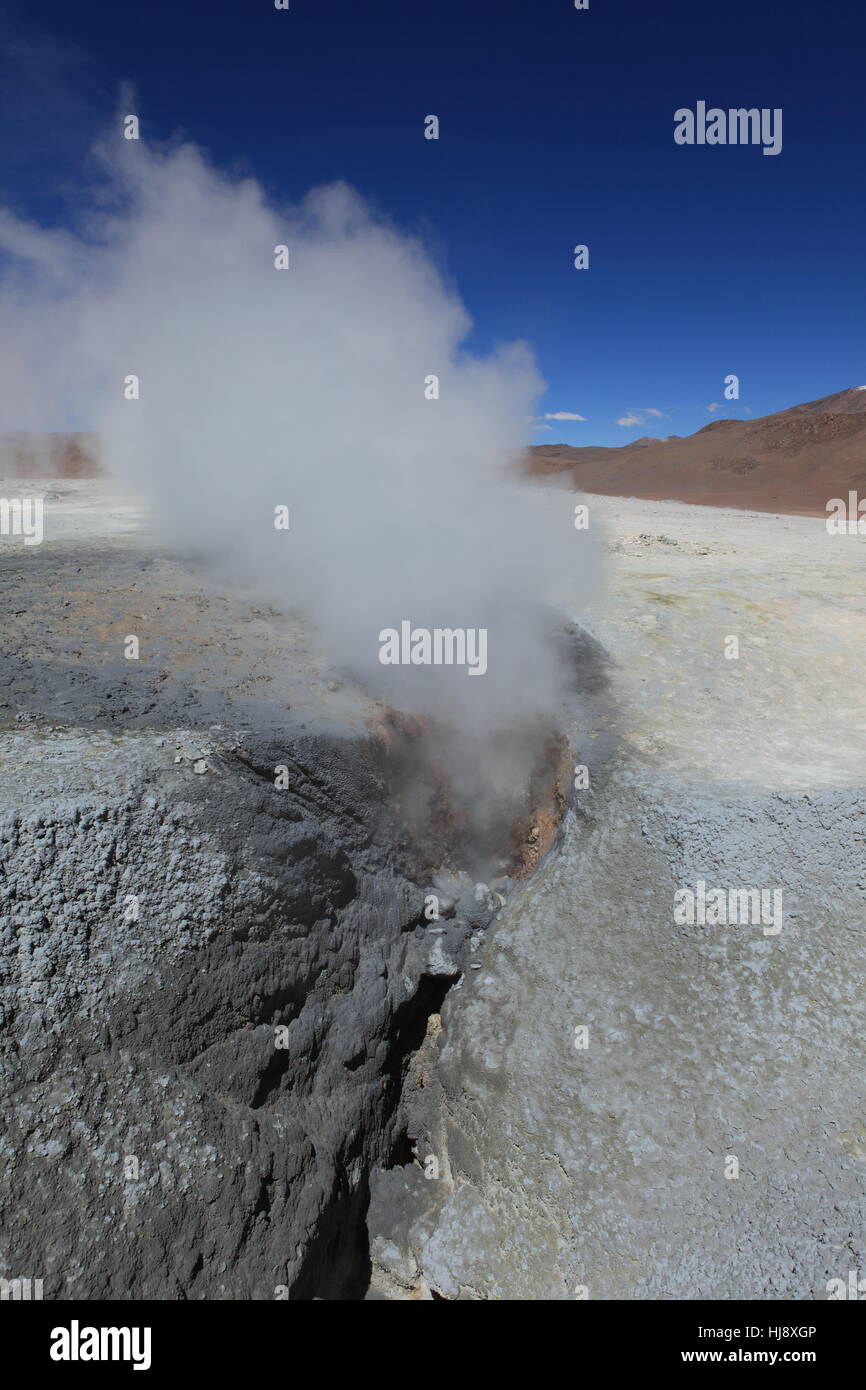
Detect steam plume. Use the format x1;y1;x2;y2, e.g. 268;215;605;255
0;125;599;855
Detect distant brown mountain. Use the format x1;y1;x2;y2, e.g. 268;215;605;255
526;387;866;514
0;433;102;478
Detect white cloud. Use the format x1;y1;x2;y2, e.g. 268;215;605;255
616;407;669;428
706;403;751;416
536;423;553;432
541;410;586;422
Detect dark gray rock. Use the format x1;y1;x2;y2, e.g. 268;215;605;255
0;722;480;1298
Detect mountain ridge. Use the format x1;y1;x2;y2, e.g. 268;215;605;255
527;387;866;514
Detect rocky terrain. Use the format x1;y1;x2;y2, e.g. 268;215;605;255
372;494;866;1299
526;386;866;515
0;481;557;1299
2;481;863;1301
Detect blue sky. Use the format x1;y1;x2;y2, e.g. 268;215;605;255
2;0;865;446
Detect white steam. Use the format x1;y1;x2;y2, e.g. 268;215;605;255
0;129;598;840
